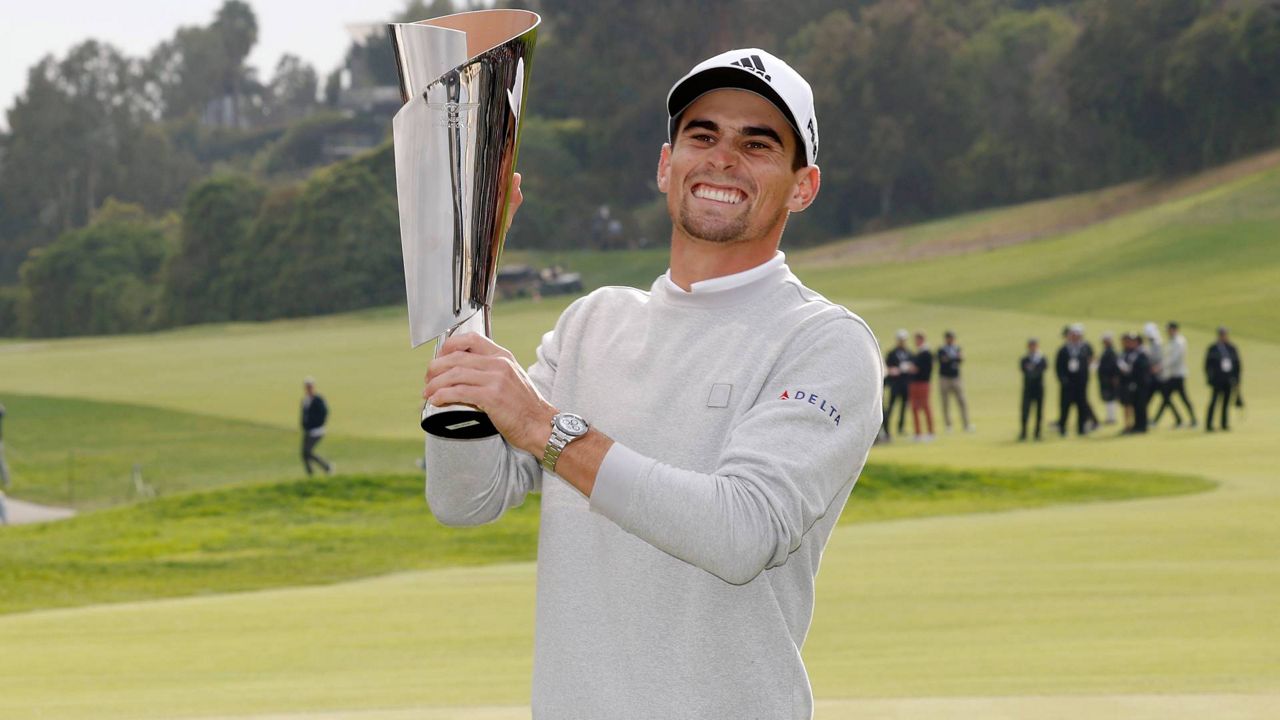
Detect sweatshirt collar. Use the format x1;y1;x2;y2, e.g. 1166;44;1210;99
661;252;786;295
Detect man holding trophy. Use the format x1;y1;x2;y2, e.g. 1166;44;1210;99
396;14;881;715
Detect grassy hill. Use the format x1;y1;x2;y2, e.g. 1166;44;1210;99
0;465;1207;615
0;151;1278;719
794;149;1280;342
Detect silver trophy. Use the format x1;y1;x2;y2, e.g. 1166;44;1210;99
388;9;539;438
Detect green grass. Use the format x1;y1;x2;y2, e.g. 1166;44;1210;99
0;474;539;615
0;463;1210;615
0;299;570;442
0;153;1278;718
0;393;419;509
796;162;1280;342
501;247;670;291
840;464;1212;523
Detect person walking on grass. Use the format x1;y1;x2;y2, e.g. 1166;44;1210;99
908;330;935;441
937;330;973;433
300;377;333;476
422;48;882;717
1152;321;1196;428
1019;338;1047;441
1204;326;1241;432
881;329;912;442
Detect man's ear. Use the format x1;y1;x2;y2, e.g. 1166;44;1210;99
657;143;672;194
787;164;821;212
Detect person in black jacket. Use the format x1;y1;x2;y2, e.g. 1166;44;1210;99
1055;324;1096;436
300;377;333;475
908;331;935;441
936;330;972;432
1204;326;1242;432
1096;332;1120;425
881;330;912;442
1019;338;1048;441
1118;333;1152;434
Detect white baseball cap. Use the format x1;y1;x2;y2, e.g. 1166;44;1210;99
667;48;819;166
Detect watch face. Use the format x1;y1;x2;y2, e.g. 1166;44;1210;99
555;413;588;436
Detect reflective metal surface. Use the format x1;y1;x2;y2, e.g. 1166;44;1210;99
389;9;539;437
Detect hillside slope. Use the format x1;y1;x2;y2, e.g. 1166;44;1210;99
795;150;1280;342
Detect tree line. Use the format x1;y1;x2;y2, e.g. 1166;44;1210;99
1;0;1277;337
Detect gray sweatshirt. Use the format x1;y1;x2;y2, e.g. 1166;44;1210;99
425;262;882;719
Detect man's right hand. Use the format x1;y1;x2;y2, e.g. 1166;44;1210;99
424;332;555;457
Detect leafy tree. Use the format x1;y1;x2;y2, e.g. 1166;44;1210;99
953;7;1080;206
17;200;171;337
0;41;154;280
160;174;266;326
146;1;262;126
265;54;319;124
794;0;967;232
267;155;401;317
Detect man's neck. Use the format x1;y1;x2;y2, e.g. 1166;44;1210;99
667;235;781;291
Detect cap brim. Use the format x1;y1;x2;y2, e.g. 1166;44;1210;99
668;67;804;162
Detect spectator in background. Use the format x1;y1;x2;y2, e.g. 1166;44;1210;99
1097;332;1120;425
1142;322;1164;424
908;331;935;441
1152;321;1196;428
1019;338;1047;441
936;330;973;433
1118;332;1152;434
1204;326;1241;432
1052;325;1070;431
0;402;10;489
1055;324;1096;436
881;330;912;442
300;377;334;476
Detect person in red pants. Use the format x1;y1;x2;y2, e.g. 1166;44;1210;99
908;331;935;441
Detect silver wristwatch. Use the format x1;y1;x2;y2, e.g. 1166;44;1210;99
541;412;589;473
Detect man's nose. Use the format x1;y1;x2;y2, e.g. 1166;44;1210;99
705;140;739;169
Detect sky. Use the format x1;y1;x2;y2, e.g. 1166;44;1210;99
0;0;419;128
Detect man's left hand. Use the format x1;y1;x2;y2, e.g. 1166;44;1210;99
424;332;555;455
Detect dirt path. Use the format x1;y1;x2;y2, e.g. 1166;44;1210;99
1;495;75;525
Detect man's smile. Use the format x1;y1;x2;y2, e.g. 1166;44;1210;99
691;183;747;205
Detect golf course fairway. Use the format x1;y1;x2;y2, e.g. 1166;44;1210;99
1;155;1278;718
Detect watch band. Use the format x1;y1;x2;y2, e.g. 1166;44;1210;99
541;429;570;472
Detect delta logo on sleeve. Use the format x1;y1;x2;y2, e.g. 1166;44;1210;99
779;390;841;426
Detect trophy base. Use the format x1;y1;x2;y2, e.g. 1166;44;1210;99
422;406;499;439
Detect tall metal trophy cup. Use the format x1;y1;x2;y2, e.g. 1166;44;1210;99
388;10;539;438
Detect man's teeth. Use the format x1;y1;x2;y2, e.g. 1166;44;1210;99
693;186;744;204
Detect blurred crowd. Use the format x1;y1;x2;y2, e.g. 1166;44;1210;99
1018;322;1243;441
877;323;1245;444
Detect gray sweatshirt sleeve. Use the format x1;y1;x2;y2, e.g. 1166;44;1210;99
423;320;566;526
589;317;883;584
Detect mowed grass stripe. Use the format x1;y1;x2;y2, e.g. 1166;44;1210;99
1;481;1274;719
0;464;1209;615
